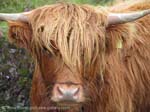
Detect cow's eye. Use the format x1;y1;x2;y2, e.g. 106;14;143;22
43;46;52;57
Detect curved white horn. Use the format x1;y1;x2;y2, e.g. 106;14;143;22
0;12;29;22
108;9;150;25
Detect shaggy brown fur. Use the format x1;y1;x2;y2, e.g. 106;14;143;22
26;3;108;74
7;0;150;112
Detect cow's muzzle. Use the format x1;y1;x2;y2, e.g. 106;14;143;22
51;82;84;104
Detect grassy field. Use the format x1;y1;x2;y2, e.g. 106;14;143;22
0;0;113;13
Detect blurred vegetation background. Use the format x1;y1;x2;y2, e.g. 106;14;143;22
0;0;116;112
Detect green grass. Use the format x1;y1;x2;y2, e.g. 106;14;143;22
0;22;8;40
0;0;113;13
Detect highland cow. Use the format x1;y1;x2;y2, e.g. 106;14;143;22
0;0;150;112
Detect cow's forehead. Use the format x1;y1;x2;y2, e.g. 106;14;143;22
27;3;108;26
27;3;107;72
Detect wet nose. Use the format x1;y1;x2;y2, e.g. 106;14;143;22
52;83;83;102
57;86;79;100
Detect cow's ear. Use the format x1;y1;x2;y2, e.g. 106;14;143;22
8;21;32;50
106;24;129;52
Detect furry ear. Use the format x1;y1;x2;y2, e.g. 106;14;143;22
106;24;126;53
8;21;32;50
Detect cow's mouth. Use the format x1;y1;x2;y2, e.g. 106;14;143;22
55;102;84;112
56;100;82;105
51;97;84;107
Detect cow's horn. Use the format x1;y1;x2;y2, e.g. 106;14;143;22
108;9;150;25
0;12;29;22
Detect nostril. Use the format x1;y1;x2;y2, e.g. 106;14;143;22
70;88;79;95
74;88;80;96
57;87;64;96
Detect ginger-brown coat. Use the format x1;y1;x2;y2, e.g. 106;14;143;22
6;0;150;112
